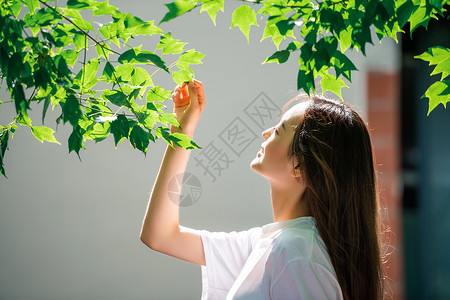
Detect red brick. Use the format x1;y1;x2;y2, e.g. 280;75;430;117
368;72;400;100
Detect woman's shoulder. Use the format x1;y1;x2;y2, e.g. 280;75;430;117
270;219;331;265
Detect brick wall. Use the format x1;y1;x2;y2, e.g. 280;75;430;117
367;71;404;300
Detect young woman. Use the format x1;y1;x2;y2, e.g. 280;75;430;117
140;80;385;300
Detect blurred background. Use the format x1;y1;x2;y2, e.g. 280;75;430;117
0;0;449;299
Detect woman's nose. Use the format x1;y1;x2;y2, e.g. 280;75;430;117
262;127;273;140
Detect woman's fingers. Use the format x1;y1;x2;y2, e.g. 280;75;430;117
192;79;205;109
187;81;199;108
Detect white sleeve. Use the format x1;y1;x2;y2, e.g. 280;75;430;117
198;227;261;300
270;260;343;300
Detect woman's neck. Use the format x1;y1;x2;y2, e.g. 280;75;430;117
269;182;310;222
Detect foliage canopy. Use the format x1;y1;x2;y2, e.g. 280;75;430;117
1;0;449;177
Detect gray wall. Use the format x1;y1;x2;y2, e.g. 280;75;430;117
0;1;396;299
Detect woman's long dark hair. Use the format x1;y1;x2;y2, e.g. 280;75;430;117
287;94;384;300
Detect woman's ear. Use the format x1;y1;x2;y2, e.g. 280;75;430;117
291;163;302;179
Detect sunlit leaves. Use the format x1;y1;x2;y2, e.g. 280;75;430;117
176;49;205;70
199;0;224;25
110;115;132;146
129;125;151;153
147;86;172;102
416;46;450;80
93;0;117;16
230;5;258;43
0;1;204;177
415;46;450;114
68;125;84;157
74;58;100;90
172;69;193;85
60;49;79;67
264;50;290;64
31;126;61;145
320;71;348;99
0;129;10;177
63;95;82;126
422;80;450;115
118;47;169;72
160;0;196;23
102;90;128;107
157;32;186;54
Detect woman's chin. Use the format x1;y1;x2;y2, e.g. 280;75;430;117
250;157;262;173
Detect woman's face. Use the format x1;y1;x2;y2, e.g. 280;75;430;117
250;101;309;184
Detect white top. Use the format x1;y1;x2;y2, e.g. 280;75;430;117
190;217;343;300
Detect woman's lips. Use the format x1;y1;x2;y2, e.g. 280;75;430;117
257;147;264;157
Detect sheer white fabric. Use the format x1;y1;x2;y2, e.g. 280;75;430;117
194;217;343;300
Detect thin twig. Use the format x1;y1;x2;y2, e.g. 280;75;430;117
38;0;121;56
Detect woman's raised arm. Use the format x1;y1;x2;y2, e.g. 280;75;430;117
140;80;206;266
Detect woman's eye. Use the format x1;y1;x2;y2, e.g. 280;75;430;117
274;127;279;135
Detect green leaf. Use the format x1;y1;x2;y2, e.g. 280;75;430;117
60;49;79;67
93;0;117;16
0;129;10;177
156;32;186;54
9;2;22;17
54;56;71;79
331;51;358;81
169;132;200;149
297;67;315;95
351;23;373;55
320;72;348;99
230;5;258;43
423;80;450;115
84;122;110;142
264;50;290;64
96;43;111;59
63;95;83;126
320;8;346;34
72;18;94;31
146;86;172;102
199;0;224;25
41;96;51;124
68;125;84;157
176;49;205;69
158;113;180;128
260;16;295;50
338;28;352;53
147;102;165;113
430;57;450;80
110;114;130;146
160;0;197;23
172;69;193;85
12;83;27;116
397;0;414;28
118;48;169;71
31;126;61;145
75;58;100;89
34;67;52;89
67;0;99;9
131;67;153;87
101;62;115;83
17;113;32;127
129;125;150;153
415;46;450;80
409;3;432;36
73;32;86;51
102;90;128;107
124;14;162;36
24;0;40;14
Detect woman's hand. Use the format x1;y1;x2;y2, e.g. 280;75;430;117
171;79;205;137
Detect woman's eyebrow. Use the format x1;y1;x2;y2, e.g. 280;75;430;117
281;121;286;131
